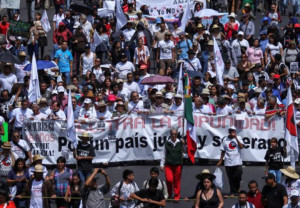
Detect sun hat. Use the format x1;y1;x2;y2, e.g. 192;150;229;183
280;166;300;179
34;164;44;173
196;169;216;180
33;154;44;162
1;142;11;149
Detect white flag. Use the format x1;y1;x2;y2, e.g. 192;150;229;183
28;53;41;103
115;0;128;31
179;1;192;32
213;37;224;86
67;90;78;148
91;30;101;52
41;10;51;32
177;62;184;95
285;84;298;168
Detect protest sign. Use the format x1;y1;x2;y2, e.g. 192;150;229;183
9;21;31;38
23;114;286;164
290;62;299;74
1;0;20;9
1;122;8;142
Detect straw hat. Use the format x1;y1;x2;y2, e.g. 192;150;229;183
1;142;11;149
280;166;300;179
196;169;216;180
211;24;220;29
33;154;44;162
79;131;93;140
34;164;44;173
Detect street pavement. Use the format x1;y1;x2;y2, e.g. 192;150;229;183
0;1;298;208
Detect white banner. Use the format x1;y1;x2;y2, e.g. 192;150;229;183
1;0;20;9
23;114;286;164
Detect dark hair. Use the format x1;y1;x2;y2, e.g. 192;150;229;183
269;34;279;46
248;180;258;188
123;169;134;180
52;101;61;108
275;54;282;61
238;190;247;196
56;156;66;164
148;178;159;187
13;158;26;173
70;172;81;187
0;189;9;202
150;167;159;175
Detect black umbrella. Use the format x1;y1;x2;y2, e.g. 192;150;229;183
70;2;94;15
0;52;22;64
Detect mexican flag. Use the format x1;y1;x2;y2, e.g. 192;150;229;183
184;73;197;163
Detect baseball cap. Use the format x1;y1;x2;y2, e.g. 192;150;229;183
165;93;173;99
229;126;237;131
238;31;244;36
84;98;92;104
291;190;300;197
85;43;91;49
57;86;65;93
174;94;182;99
273;74;280;79
107;94;116;102
228;84;235;90
294;98;300;105
155;17;162;24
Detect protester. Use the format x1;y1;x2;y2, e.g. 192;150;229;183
280;166;300;202
232;190;255;208
0;142;17;182
282;190;300;208
143;167;168;199
217;126;244;197
247;180;264;208
261;173;288;208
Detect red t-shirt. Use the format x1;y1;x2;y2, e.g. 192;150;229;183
0;201;16;208
247;191;264;208
0;22;9;36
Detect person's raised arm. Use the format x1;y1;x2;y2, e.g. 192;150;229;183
85;168;99;187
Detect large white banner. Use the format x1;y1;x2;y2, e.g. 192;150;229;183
1;0;20;9
23;114;286;164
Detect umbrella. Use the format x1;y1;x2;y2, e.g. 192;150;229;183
0;52;22;64
194;9;220;18
141;75;174;85
186;70;204;78
24;60;57;71
70;2;94;15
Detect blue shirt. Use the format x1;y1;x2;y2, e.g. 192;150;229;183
54;49;73;73
259;39;269;53
177;39;192;60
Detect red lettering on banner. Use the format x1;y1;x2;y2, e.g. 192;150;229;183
249;118;260;130
160;116;171;128
237;118;249;129
210;117;221;128
197;115;209;127
178;116;183;127
134;117;145;128
123;117;133;129
260;119;272;131
222;116;234;128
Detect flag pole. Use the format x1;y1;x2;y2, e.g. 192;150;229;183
181;68;186;140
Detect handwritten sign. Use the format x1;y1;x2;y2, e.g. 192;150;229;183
9;21;31;38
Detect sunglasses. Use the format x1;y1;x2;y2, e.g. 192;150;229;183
156;97;163;99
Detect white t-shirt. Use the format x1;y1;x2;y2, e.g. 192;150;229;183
220;136;244;166
193;105;213;114
0;73;17;93
170;103;184;115
30;179;43;208
50;110;66;120
123;82;141;93
11;108;33;128
80;21;93;42
231;39;250;57
158;40;175;60
0;152;18;176
118;88;131;102
116;61;135;80
97;109;112;119
31;113;48;120
128;100;144;112
123;28;135;42
184;57;202;71
11;139;30;160
53;13;65;29
216;105;233;115
253;105;266;115
266;42;283;56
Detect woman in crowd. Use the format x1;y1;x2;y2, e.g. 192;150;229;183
265;35;283;65
6;158;29;207
65;173;83;208
95;25;110;64
195;172;224;208
280;166;300;202
110;41;123;67
224;13;238;40
133;38;150;69
34;13;47;59
102;78;113;96
282;40;299;68
246;39;264;67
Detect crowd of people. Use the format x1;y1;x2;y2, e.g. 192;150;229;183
0;0;298;207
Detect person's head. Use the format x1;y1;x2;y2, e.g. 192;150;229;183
40;82;48;92
116;101;125;113
104;78;112;88
238;31;244;41
194;96;203;108
248;180;258;195
56;156;66;170
270;4;276;12
155;92;163;105
21;99;28;110
270;137;278;149
13;158;26;173
242;14;249;23
127;73;133;83
32;103;40;115
1;15;7;24
3;64;12;75
58;7;64;14
265;173;276;186
62;41;68;51
148;177;159;192
33;164;44;180
174;94;182;106
268;95;277;108
83;98;92;110
71;172;81;186
170;128;178;141
0;189;9;204
80;14;87;23
225;60;231;70
164;31;171;41
201;175;214;190
228;126;237;138
238;190;247;206
150;167;159;178
290;190;300;205
123;169;134;182
257;97;266;108
51;101;60;112
131;92;139;103
35;13;41;21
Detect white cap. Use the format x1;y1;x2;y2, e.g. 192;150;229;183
204;30;210;35
84;98;92;104
254;88;262;93
229;126;237;131
238;31;244;36
57;86;65;93
294;98;300;105
52;90;58;94
291;189;300;197
174;94;182;99
165;93;173;100
228;84;235;90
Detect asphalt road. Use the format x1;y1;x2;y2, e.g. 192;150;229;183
0;1;297;208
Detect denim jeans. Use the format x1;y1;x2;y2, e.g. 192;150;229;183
268;169;282;183
62;72;71;85
77;169;92;183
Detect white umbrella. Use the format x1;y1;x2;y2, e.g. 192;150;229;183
194;9;220;18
